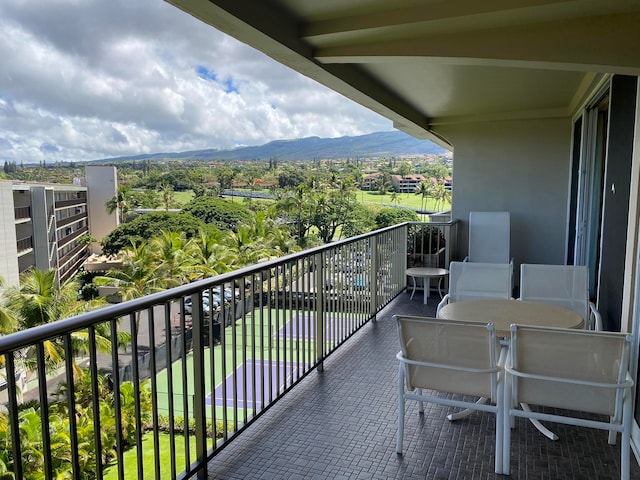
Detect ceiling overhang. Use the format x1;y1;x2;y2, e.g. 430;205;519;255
166;0;640;149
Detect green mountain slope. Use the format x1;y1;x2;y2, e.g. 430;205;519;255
95;130;447;163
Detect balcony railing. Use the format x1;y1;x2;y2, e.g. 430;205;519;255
14;206;31;221
0;220;457;479
56;212;87;228
57;225;89;248
16;236;33;254
55;197;87;209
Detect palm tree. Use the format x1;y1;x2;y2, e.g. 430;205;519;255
184;230;239;280
94;241;165;339
431;182;452;212
415;181;431;219
158;183;176;211
276;185;310;245
225;225;274;265
4;269;116;373
0;277;17;335
149;230;189;287
105;186;130;224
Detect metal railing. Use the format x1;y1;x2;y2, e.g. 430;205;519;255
16;236;33;254
14;206;31;221
0;221;456;480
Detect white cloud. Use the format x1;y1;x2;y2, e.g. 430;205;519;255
0;0;392;164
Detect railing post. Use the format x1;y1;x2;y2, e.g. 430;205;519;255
191;292;208;479
370;236;379;319
314;252;325;371
401;224;408;287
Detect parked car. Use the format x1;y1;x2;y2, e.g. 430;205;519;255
183;295;220;316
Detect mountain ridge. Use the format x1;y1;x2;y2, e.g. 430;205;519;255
93;130;448;163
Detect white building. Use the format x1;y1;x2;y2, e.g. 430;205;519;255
0;166;118;287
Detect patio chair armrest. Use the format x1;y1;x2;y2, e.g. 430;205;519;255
436;294;450;317
504;363;634;390
397;352;502;375
589;302;603;331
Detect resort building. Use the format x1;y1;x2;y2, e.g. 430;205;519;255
0;165;118;287
391;174;426;193
360;172;380;190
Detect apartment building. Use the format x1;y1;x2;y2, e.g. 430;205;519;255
391;174;426;193
0;166;118;287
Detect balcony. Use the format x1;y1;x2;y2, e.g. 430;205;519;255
14;206;31;222
16;236;33;254
56;225;89;248
0;221;636;479
55;196;87;209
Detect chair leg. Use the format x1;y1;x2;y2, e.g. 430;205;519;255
521;403;559;440
608;417;617;445
397;368;405;454
621;392;632;480
495;381;503;474
447;397;488;421
502;371;511;475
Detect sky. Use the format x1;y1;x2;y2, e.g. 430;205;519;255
0;0;392;165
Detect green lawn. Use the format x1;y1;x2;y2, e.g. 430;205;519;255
102;431;199;479
177;188;449;213
173;190;195;205
358;190;448;211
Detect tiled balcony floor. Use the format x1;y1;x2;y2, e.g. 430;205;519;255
206;292;640;479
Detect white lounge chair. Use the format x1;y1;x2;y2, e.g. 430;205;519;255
436;261;513;317
466;211;511;264
395;315;505;474
519;263;602;330
503;324;633;479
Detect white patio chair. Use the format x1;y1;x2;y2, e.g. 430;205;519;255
519;263;602;330
436;261;513;317
395;315;505;474
466;211;512;264
503;325;633;479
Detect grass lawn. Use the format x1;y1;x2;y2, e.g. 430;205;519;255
358;190;449;212
102;431;202;479
179;188;449;213
173;190;195;205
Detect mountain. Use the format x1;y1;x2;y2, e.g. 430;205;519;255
94;130;447;163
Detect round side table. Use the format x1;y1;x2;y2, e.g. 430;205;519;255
405;267;449;304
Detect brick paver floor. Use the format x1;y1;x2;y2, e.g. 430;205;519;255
206;292;640;479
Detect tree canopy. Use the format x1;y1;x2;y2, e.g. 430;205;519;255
182;196;253;231
374;207;419;228
100;212;208;255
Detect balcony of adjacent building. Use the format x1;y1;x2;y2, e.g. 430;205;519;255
16;235;33;256
54;192;87;209
14;205;31;224
0;220;636;480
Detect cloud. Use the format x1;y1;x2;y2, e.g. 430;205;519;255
0;0;392;164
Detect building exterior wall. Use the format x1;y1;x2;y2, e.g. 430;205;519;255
53;186;89;283
436;117;572;276
84;165;118;254
29;186;56;274
0;182;20;287
0;182;95;287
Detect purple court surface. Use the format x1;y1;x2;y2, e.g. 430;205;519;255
206;359;306;409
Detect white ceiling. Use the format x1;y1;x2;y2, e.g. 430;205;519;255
166;0;640;148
